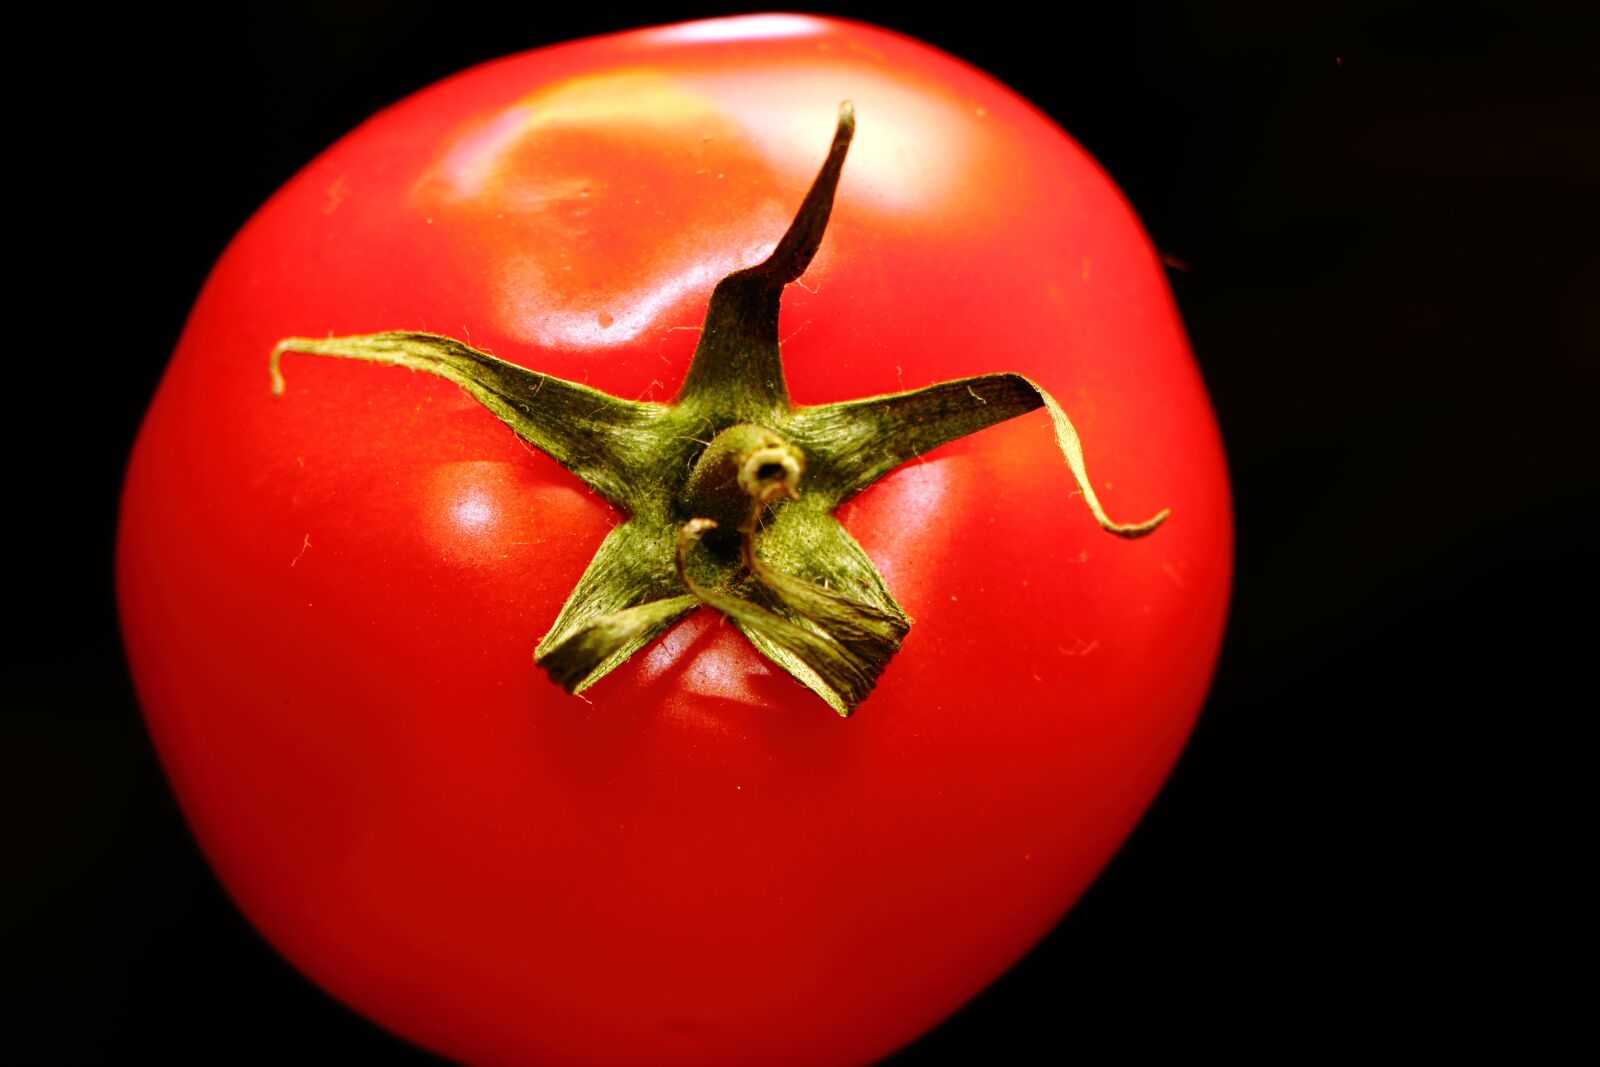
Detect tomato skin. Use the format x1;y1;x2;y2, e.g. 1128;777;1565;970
118;14;1230;1067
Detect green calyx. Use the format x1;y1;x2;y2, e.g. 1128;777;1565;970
270;102;1167;716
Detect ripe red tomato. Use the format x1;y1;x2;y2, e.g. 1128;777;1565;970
119;14;1230;1067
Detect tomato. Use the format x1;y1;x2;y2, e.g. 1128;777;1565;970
118;13;1230;1067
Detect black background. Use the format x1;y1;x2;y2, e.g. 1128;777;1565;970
14;2;1594;1063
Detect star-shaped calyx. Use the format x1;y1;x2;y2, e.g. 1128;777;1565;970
270;103;1167;716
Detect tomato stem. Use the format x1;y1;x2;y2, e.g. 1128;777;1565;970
679;423;805;546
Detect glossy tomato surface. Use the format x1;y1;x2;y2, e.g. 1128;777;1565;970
118;14;1231;1067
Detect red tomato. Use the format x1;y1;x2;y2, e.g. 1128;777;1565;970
119;14;1230;1067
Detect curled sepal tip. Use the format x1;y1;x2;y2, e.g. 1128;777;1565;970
535;594;700;694
785;372;1169;535
758;100;856;287
1030;379;1169;538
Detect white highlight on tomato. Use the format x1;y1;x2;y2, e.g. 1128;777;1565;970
495;237;779;349
647;14;825;44
450;493;494;530
686;65;973;215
